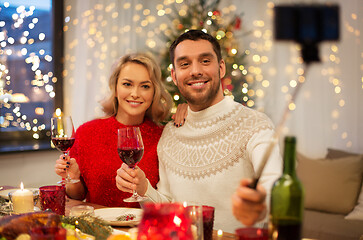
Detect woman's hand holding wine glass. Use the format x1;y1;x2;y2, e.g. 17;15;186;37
54;155;81;180
51;116;80;184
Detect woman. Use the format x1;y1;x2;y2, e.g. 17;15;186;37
54;53;173;208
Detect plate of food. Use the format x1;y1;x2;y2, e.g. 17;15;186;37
94;207;143;227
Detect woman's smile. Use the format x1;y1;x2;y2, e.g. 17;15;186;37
126;100;143;107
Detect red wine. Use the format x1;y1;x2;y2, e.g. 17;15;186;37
270;222;301;240
118;148;144;168
203;220;214;240
52;137;75;153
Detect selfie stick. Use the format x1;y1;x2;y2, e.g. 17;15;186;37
247;4;339;189
247;73;306;189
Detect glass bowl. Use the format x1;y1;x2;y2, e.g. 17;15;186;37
70;205;95;217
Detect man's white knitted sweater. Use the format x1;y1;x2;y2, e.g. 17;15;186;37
145;97;282;233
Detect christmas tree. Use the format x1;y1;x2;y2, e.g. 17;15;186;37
152;0;253;109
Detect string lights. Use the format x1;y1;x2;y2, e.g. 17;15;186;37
0;1;54;141
0;0;358;152
60;0;359;150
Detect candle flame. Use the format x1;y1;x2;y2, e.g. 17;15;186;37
20;182;24;190
55;108;62;117
183;201;187;207
217;229;223;237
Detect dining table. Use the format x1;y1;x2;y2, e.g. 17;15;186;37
66;198;236;240
1;185;319;240
0;185;236;239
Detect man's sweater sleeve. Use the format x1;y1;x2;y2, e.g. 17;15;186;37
144;158;173;203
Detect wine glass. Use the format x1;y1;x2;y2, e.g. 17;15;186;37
51;116;79;184
117;127;147;202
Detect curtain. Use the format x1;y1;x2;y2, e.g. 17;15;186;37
64;0;157;126
64;0;363;157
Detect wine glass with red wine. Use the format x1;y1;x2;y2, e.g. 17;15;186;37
118;127;147;202
51;116;79;184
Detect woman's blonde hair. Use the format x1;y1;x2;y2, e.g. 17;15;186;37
101;53;173;125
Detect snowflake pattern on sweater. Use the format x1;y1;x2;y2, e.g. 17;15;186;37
159;98;274;179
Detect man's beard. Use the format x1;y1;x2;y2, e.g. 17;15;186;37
176;75;221;110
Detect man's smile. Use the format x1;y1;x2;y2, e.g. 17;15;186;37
187;79;209;89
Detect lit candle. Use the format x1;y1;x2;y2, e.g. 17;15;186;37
217;229;223;240
12;182;34;213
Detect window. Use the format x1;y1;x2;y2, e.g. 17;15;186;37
0;0;63;153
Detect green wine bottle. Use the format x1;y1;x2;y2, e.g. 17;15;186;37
269;136;304;240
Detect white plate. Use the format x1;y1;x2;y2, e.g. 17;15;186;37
112;229;129;235
0;188;39;200
94;207;143;227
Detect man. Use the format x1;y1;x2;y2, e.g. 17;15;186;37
116;30;282;232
